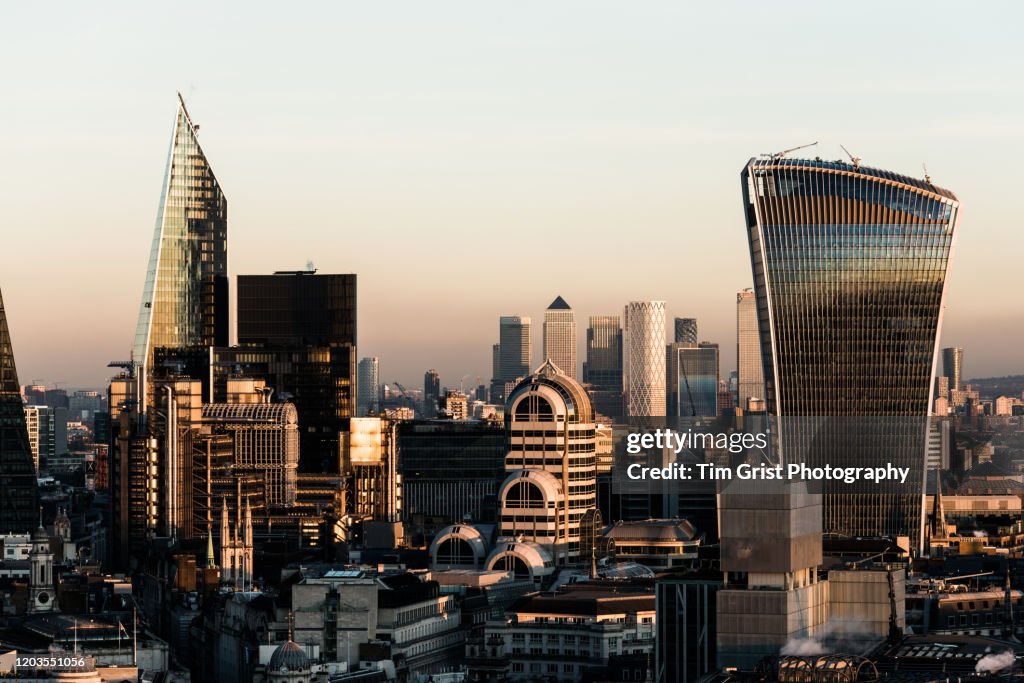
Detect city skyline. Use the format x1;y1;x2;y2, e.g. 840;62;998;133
4;3;1024;390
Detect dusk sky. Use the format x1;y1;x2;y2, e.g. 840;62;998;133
3;1;1023;390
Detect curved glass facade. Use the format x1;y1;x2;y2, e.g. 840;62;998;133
133;95;228;378
743;158;959;547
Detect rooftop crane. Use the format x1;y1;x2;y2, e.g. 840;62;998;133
769;141;818;160
840;144;861;170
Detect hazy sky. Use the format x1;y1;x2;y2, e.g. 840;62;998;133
2;1;1023;391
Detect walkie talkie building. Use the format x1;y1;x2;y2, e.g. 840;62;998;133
742;157;960;550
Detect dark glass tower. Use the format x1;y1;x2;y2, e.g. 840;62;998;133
0;287;40;532
742;157;959;549
133;94;228;405
218;272;357;473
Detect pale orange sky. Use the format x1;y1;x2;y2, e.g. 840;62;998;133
2;1;1022;390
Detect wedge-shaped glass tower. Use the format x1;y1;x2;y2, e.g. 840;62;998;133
0;287;40;532
742;157;959;550
133;94;228;392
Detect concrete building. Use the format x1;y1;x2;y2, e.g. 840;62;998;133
716;482;828;668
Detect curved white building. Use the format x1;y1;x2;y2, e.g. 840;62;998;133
623;301;667;417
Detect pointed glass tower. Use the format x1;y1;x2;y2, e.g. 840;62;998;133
0;287;40;532
133;94;228;399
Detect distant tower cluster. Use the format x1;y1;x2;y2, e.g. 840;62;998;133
542;296;577;379
623;301;667;417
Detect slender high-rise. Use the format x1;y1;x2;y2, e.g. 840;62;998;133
942;347;964;393
542;296;577;379
133;94;228;408
623;301;667;417
743;156;960;549
0;287;40;532
357;357;380;416
583;315;623;417
736;289;764;410
491;316;531;404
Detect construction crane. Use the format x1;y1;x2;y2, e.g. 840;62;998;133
769;141;818;160
840;144;862;170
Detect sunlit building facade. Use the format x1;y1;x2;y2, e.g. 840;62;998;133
736;289;764;410
496;360;597;573
133;94;228;409
742;157;960;548
542;296;576;379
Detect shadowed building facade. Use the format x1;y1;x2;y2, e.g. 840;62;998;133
742;157;960;550
0;288;39;532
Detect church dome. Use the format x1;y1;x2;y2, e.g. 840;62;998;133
269;640;310;673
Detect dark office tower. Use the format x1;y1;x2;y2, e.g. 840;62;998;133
0;288;40;532
583;315;623;417
226;271;357;473
423;369;441;418
133;94;228;409
743;157;960;549
674;317;698;345
942;347;964;393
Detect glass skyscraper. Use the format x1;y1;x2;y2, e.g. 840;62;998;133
583;315;623;417
133;94;228;404
0;287;40;532
542;296;577;379
674;343;720;418
742;157;959;549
